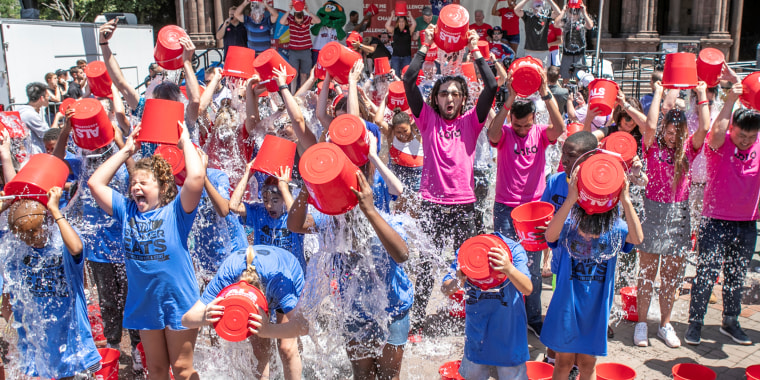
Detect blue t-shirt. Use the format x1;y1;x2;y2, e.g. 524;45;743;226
4;232;101;378
443;233;530;367
191;169;248;273
244;14;274;53
541;172;568;213
372;170;397;214
111;191;199;330
540;218;633;356
242;202;306;271
80;162;129;264
201;246;304;314
314;212;413;317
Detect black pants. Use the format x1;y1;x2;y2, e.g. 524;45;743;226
89;261;141;348
411;201;476;327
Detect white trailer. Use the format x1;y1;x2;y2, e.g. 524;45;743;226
0;18;155;106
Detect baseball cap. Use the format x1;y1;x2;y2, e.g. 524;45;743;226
421;6;432;16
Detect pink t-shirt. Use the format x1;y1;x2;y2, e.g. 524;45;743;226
414;103;484;204
643;138;698;203
493;124;553;206
702;131;760;221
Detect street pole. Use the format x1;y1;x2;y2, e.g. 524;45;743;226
594;0;604;77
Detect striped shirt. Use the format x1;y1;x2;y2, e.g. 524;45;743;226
244;14;273;53
287;14;312;50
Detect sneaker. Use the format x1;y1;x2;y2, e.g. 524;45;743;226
528;322;543;338
720;317;752;345
657;323;681;348
633;322;648;347
568;365;580;380
684;322;702;345
131;347;144;372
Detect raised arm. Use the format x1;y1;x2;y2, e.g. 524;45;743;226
469;30;498;123
287;184;317;233
0;130;15;184
264;3;279;23
179;38;201;123
98;20;140;109
643;80;663;148
353;172;408;263
233;2;247;23
546;167;578;243
368;134;403;196
316;72;334;127
177;122;205;213
245;76;263;135
491;0;501;16
514;0;531;18
708;82;741;150
403;24;433;118
200;68;222;115
488;77;515;144
347;60;364;118
88;126;140;215
582;3;594;29
620;180;643;244
275;65;317;152
229;160;253;217
52;109;74;160
553;6;566;28
384;16;395;34
47;187;83;256
692;81;710;151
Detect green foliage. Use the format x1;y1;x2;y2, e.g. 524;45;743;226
0;0;21;18
0;0;176;30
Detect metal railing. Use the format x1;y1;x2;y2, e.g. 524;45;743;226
592;51;667;100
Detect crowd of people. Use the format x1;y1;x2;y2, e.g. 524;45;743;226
0;0;758;379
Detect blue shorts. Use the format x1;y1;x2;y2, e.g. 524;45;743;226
344;309;410;346
459;357;528;380
505;34;520;45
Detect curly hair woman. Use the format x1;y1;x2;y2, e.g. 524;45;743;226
88;121;205;380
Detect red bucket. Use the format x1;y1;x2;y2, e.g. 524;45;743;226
577;153;625;215
0;111;27;138
136;98;184;145
328;114;371;166
461;62;477;83
568;0;582;8
315;61;326;81
4;154;69;205
153;144;187;186
346;31;362;48
588;79;619;117
458;234;510;290
251;134;296;179
620;286;638;322
395;1;407;16
318;42;362;85
94;348;120;380
526;361;554;380
59;98;76;115
672;363;716;380
88;303;107;346
70;98;114;150
741;72;760;111
223;46;257;79
366;4;379;16
448;290;466;318
511;201;555;251
388;81;409;112
154;25;188;70
374;57;391;76
300;142;360;215
214;281;269;342
434;4;470;53
293;0;304;12
596;362;636;380
746;365;760;380
425;44;439;62
439;360;464;380
509;56;544;97
567;122;584;136
136;342;147;372
601;131;636;168
662;52;697;89
477;40;490;59
85;61;113;98
253;48;297;92
696;48;725;87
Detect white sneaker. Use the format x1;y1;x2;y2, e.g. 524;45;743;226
657;323;681;348
132;347;145;372
633;322;648;347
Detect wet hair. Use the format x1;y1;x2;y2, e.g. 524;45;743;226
571;203;619;237
429;76;469;116
658;108;690;189
546;66;560;84
391;109;411;127
612;98;642;128
133;156;178;207
733;108;760;133
511;99;535;119
239;246;264;291
26;82;48;103
261;176;282;197
566;131;598;153
153;82;182;102
43;128;61;143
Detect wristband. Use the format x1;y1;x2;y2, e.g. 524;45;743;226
278;84;289;92
55;216;65;223
99;42;109;46
541;92;553;101
698;100;709;106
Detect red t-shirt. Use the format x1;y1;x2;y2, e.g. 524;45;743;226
469;23;493;41
548;24;561;52
287;14;313;50
498;7;519;36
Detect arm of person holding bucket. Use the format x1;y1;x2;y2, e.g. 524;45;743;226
88;126;141;215
110;119;137;175
98;20;140;109
47;186;84;257
180;37;202;124
233;2;248;23
487;76;515;144
293;67;317;99
620;179;644;245
316;71;335;128
708;82;742;150
200;68;223;118
642;80;664;149
287;184;317;233
489;246;533;294
691;81;711;152
111;84;131;137
352;171;409;263
368;134;404;196
0;129;15;184
384;15;396;34
347;60;364;118
402;25;431;119
540;69;566;142
274;65;318;152
228;160;255;218
177;121;205;213
245;76;263;135
616;91;647;131
513;0;531;18
470;30;499;124
546;167;580;243
52;108;75;161
197;149;232;217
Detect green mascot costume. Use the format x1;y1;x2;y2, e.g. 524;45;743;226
311;0;348;41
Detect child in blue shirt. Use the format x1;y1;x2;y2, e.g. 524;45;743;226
440;233;533;380
182;245;305;379
3;189;101;379
541;164;643;379
88;122;205;379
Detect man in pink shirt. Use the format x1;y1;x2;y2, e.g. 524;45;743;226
685;84;760;346
487;71;565;337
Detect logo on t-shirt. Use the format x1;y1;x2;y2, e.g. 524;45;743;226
22;253;70;298
569;256;608;282
259;225;294;251
514;143;539;156
734;147;757;162
438;128;462;140
124;219;169;261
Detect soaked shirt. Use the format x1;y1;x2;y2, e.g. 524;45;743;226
643;138;698;204
4;231;101;378
243;202;306;271
112;192;199;330
493;124;554;206
702;131;760;221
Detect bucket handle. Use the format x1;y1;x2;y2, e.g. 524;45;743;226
0;193;48;201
